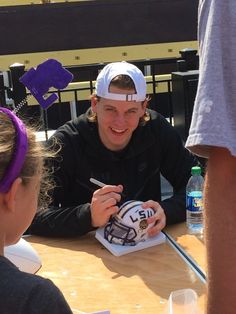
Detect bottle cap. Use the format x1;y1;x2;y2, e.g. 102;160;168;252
191;166;201;175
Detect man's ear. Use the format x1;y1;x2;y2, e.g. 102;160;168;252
3;178;22;212
142;99;148;111
91;95;98;113
140;100;148;117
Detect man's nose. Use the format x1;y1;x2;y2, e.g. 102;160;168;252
114;113;126;125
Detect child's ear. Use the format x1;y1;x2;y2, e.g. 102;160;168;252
3;178;22;212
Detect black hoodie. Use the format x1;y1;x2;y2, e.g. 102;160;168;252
29;109;197;237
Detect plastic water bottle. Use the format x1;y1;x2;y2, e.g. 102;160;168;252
186;166;204;234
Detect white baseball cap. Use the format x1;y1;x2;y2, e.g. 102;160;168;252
95;61;147;102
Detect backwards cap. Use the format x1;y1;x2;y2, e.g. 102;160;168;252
95;61;146;102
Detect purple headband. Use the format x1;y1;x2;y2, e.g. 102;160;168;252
0;107;28;193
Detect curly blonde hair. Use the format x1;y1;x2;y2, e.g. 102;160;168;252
0;112;57;212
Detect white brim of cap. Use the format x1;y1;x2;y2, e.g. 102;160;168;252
99;92;145;102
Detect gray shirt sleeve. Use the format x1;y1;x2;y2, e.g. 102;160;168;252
186;0;236;158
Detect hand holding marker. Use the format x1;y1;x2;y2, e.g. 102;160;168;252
89;178;126;205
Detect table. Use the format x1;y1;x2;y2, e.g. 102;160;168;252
28;232;206;314
164;223;207;280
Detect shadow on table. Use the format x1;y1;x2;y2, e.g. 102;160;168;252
27;231;206;301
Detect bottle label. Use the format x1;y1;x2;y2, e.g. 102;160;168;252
187;192;203;212
186;191;203;225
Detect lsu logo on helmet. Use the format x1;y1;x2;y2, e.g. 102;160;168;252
104;200;155;246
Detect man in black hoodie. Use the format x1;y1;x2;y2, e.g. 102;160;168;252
29;61;197;237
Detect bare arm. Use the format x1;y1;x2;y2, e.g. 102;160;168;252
205;147;236;314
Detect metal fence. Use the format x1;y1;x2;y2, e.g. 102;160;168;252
0;51;199;141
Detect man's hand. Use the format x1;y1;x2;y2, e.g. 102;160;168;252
142;200;166;237
91;184;123;227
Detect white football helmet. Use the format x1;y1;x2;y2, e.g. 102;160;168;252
104;200;155;246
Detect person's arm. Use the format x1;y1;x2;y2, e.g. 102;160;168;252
28;123;123;237
28;203;95;237
28;125;96;237
205;147;236;314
